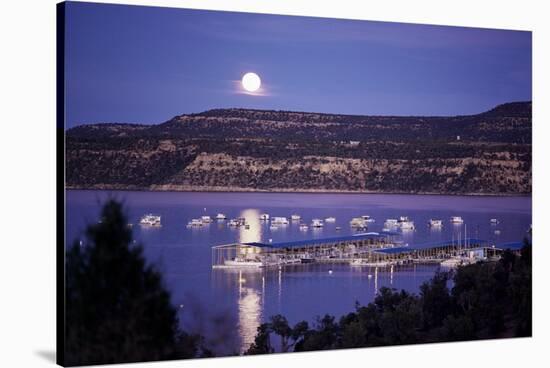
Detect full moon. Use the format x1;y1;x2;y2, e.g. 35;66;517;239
242;72;261;92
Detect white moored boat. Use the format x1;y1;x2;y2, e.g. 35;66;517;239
429;219;443;227
215;213;227;220
490;218;499;224
140;214;161;226
260;213;270;221
325;217;336;223
201;215;213;223
224;258;265;268
397;216;415;230
384;219;398;228
272;216;289;225
299;223;309;231
291;214;301;221
311;219;324;228
450;216;464;224
187;218;203;227
350;259;391;267
350;217;367;228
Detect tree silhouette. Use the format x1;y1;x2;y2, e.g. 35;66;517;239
64;200;199;366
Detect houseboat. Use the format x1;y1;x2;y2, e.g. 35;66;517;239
350;217;367;228
397;216;415;230
140;214;161;226
272;217;289;225
311;219;324;228
187;218;203;227
450;216;464;224
201;215;213;223
429;219;443;227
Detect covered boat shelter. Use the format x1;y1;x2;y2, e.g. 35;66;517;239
212;231;400;267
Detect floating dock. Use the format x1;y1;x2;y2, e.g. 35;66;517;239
212;233;520;268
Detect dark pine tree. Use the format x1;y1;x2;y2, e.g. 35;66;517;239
65;200;199;366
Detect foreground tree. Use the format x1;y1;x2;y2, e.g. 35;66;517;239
65;200;200;366
249;242;532;354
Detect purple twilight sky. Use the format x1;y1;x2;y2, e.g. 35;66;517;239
64;1;532;128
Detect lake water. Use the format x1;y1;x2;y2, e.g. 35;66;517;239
66;190;531;354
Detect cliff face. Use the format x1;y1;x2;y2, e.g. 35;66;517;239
66;102;532;195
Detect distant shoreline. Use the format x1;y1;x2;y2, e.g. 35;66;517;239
65;185;531;198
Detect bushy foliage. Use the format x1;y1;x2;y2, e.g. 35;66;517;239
247;243;532;354
65;200;202;366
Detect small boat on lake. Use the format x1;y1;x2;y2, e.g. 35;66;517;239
450;216;464;224
187;218;203;227
291;214;301;221
397;216;415;230
350;217;367;228
384;219;398;228
325;217;336;223
311;219;324;228
215;213;227;220
299;223;309;231
272;216;289;225
490;218;499;225
429;219;443;227
260;213;270;221
224;258;265;268
201;215;213;223
350;259;391;267
140;214;161;226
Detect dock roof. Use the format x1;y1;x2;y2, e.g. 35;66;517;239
244;231;399;249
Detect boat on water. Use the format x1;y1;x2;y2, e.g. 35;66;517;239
361;215;375;223
335;226;342;231
440;257;464;268
311;219;324;228
325;217;336;223
429;219;443;227
140;214;161;226
291;214;301;221
397;216;415;230
272;216;289;225
490;218;499;224
228;218;247;227
201;215;213;223
260;213;270;221
450;216;464;224
187;218;203;227
384;218;398;228
299;223;309;231
215;213;227;220
350;217;367;228
224;258;265;268
350;259;391;267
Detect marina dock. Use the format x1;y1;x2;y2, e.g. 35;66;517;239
211;232;517;269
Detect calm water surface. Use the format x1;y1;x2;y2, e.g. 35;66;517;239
66;190;531;353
